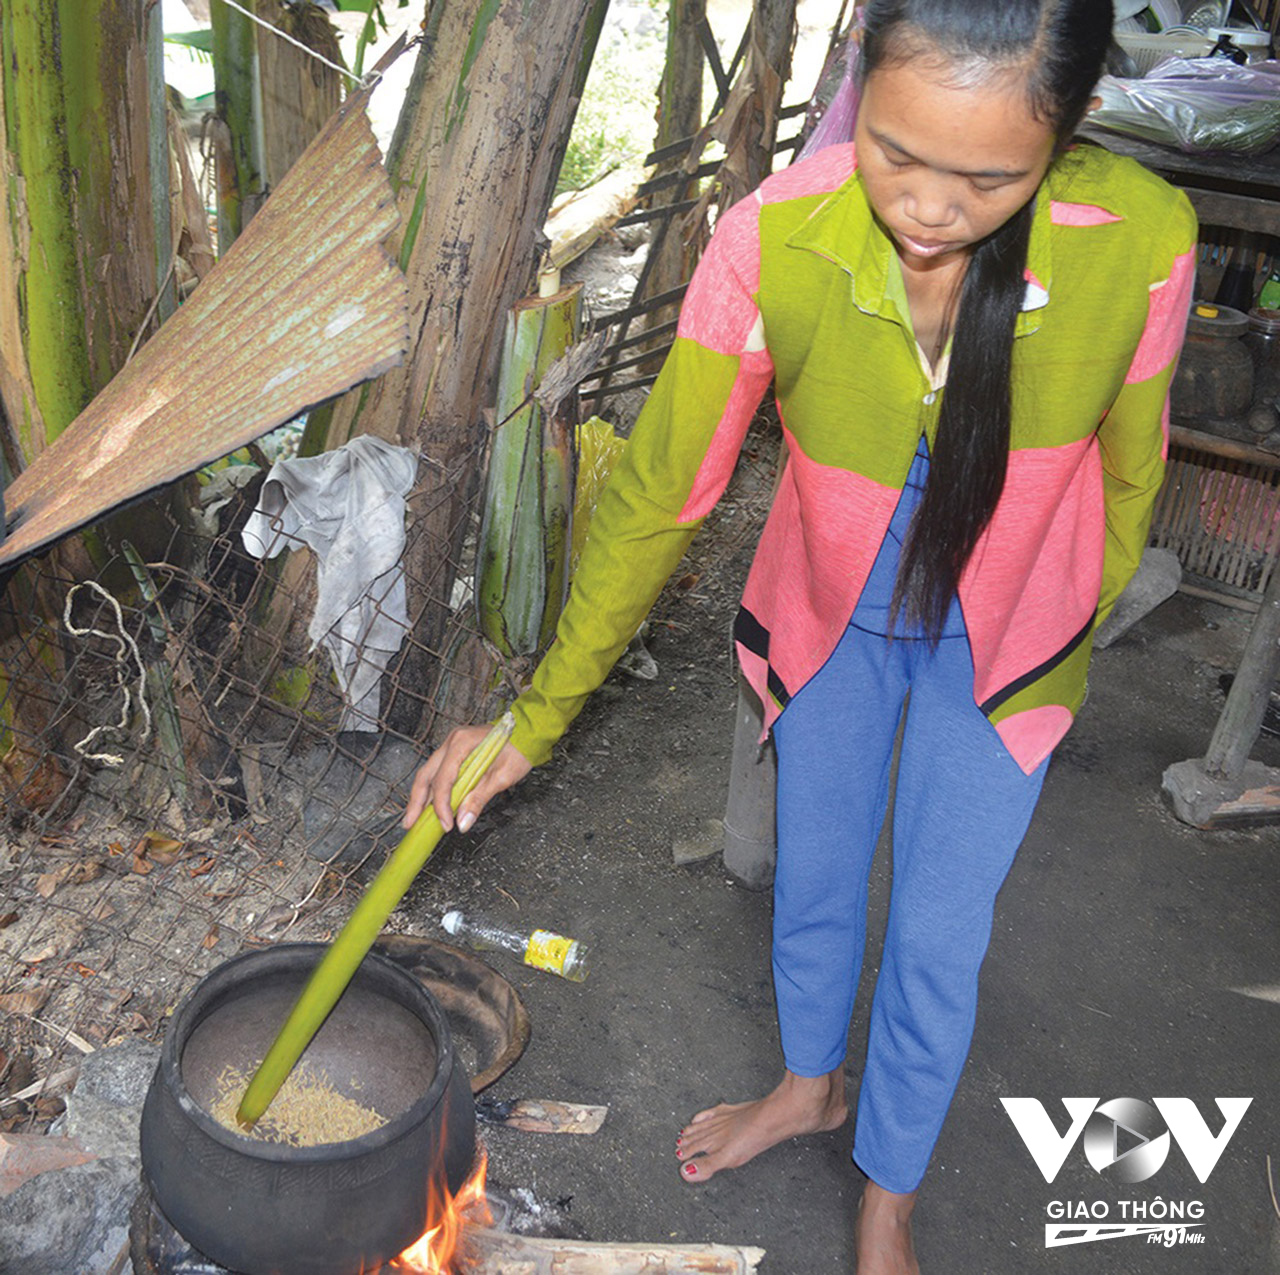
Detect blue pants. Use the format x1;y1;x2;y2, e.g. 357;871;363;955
770;444;1048;1193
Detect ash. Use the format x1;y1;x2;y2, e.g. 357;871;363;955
482;1180;583;1241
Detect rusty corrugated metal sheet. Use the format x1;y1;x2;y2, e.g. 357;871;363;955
0;90;410;567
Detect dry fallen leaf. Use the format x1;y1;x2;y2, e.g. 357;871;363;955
0;988;49;1016
141;832;183;867
188;856;216;878
201;925;220;950
0;913;17;930
88;900;115;922
34;869;67;899
33;1095;65;1121
66;962;97;979
19;944;59;966
4;1053;33;1094
66;859;103;886
130;852;152;877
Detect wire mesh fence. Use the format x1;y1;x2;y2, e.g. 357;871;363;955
0;402;783;1137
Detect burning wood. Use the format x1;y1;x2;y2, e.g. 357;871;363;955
456;1230;766;1273
474;1097;607;1135
382;1146;765;1275
388;1148;492;1275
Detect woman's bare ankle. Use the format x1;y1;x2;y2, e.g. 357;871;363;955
777;1065;847;1116
856;1180;919;1274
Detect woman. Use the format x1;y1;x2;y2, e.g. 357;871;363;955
406;1;1196;1268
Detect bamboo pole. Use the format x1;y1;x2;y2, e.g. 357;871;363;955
237;714;514;1126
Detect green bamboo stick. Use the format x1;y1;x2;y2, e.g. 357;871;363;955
236;713;514;1127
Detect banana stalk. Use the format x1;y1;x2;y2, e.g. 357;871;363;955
476;279;582;656
237;713;514;1127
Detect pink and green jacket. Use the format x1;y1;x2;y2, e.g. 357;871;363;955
509;142;1197;775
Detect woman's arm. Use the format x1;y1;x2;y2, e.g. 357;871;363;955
406;193;776;830
1094;190;1197;629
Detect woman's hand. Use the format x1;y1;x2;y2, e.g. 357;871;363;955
402;727;532;833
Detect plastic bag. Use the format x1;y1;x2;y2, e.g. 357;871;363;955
797;12;863;161
1091;57;1280;156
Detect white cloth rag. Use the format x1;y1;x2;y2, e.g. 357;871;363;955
241;435;418;731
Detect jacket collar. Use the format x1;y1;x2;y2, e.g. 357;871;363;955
786;161;1056;338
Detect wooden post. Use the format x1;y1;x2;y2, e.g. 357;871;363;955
1162;558;1280;827
1205;560;1280;780
722;677;777;890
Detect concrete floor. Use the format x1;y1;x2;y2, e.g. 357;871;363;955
423;582;1279;1274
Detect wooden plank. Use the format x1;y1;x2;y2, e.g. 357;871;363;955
1080;125;1280;198
459;1229;766;1274
474;1097;607;1134
1169;424;1280;469
1184;188;1280;242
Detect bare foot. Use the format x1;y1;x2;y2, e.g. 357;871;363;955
675;1068;848;1183
855;1181;919;1274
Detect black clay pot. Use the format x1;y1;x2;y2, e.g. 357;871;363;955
139;943;475;1275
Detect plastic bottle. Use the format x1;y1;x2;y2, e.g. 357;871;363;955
441;909;590;982
1215;244;1259;314
1259;268;1280;311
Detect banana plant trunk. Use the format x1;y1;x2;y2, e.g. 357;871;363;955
211;0;267;249
0;0;169;782
476;281;581;658
315;0;610;738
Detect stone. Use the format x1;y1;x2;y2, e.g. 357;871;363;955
1162;757;1280;828
299;735;424;862
0;1157;139;1274
672;817;725;866
0;1039;161;1274
58;1037;160;1160
1095;547;1182;649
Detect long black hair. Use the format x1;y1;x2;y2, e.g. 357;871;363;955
862;0;1113;642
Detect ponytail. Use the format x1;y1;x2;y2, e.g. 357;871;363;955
891;199;1035;641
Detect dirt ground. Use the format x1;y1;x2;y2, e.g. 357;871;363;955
1;402;1276;1273
377;418;1280;1274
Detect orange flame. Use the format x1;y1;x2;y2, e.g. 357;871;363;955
388;1147;490;1274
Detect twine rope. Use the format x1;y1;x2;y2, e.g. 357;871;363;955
214;0;380;89
63;582;152;765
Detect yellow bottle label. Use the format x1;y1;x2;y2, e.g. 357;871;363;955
524;930;573;973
